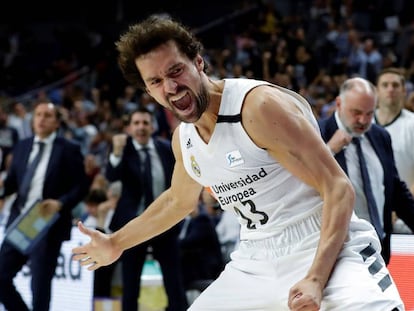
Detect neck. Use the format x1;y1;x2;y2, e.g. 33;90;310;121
375;105;402;126
193;79;224;144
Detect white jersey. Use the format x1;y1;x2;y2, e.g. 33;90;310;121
182;79;403;311
179;78;323;240
380;109;414;188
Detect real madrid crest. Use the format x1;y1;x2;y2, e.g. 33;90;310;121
190;155;201;177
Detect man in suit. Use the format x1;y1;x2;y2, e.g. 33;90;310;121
178;191;224;291
0;101;89;311
318;77;414;264
106;106;187;311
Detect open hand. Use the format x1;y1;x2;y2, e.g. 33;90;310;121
72;221;122;271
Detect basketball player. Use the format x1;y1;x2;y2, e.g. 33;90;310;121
73;15;404;311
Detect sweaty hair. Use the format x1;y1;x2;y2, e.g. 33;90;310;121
116;14;204;90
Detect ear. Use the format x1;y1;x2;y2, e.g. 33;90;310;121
195;55;204;72
335;96;341;109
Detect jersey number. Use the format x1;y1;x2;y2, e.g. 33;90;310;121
234;199;269;229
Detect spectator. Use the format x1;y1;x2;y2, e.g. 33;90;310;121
318;77;414;264
7;101;32;140
0;100;89;311
82;188;114;298
178;194;224;292
82;182;121;298
405;91;414;112
0;105;19;172
374;67;414;196
202;188;240;263
354;37;383;83
105;106;187;311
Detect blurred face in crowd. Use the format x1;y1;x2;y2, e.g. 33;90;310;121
32;102;60;139
0;108;8;127
136;40;209;123
376;72;406;110
336;88;376;136
127;111;154;145
13;102;27;117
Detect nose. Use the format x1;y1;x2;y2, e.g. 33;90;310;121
164;78;178;94
358;114;372;125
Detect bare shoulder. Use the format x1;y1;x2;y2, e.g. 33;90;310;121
242;85;313;148
171;127;182;161
242;84;344;190
245;84;307;116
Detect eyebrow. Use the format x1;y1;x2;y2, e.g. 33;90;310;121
145;63;183;83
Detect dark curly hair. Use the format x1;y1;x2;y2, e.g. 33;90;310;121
116;14;204;90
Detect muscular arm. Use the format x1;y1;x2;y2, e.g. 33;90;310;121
73;128;203;269
243;86;355;309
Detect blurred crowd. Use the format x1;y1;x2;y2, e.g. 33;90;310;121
2;1;414;122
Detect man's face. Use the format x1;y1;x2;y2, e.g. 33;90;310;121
136;40;209;123
337;91;376;135
127;112;154;145
32;103;59;138
377;73;405;109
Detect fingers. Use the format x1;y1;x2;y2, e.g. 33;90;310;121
72;253;100;271
288;293;319;311
72;246;100;271
87;261;101;271
72;221;103;271
288;292;302;309
82;258;100;271
72;222;92;256
72;251;86;261
77;221;93;235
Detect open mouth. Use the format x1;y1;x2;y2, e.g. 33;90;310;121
171;92;191;111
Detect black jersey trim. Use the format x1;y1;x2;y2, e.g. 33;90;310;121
217;114;241;123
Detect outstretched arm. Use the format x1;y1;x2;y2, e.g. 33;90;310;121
243;85;355;311
72;128;203;270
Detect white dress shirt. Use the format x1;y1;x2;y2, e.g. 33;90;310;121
334;112;385;227
23;132;56;213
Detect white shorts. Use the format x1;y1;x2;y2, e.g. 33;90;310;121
189;211;404;311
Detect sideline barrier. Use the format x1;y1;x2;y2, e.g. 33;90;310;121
0;225;412;310
0;226;94;311
0;225;166;311
388;234;414;311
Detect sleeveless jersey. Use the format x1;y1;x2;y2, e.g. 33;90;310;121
380;109;414;188
179;78;324;240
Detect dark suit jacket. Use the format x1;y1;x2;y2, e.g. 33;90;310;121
318;114;414;263
179;211;224;288
106;136;187;311
106;136;175;231
2;135;88;242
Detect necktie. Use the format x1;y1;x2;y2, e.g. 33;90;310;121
352;137;385;239
19;142;45;208
142;147;154;207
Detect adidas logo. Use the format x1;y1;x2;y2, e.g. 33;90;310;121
186;138;193;149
